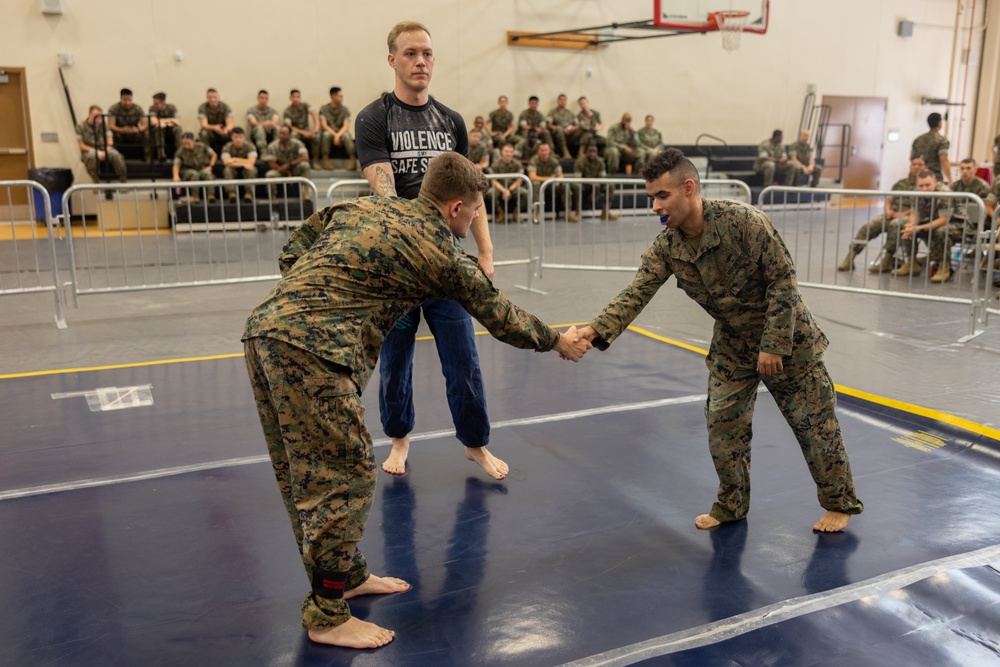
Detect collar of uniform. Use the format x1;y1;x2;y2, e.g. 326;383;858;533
667;198;721;262
410;196;456;240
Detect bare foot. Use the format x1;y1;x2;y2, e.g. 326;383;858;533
381;436;409;475
344;573;411;600
465;446;509;480
695;513;721;530
307;617;395;648
813;511;851;532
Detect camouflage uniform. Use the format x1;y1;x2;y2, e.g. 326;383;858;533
265;138;311;180
107;102;149;156
547;105;576;157
318;103;355;162
574;153;614;214
898;184;955;266
512;136;540;162
468;142;491;170
76;119;127;182
488;108;515;147
840;175;917;272
637;127;663;152
247;104;281;155
993;133;1000;178
242;196;559;630
949;176;990;236
911;130;950;181
198;100;233;153
174;142;216;198
787;140;822;187
573;109;606;156
605;122;648;174
284;103;318;159
516;108;553;145
588;199;864;524
487;155;525;219
220;140;259;198
753;138;793;186
528;153;579;216
147;103;182;159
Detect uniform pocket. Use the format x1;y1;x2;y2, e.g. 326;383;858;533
302;376;369;463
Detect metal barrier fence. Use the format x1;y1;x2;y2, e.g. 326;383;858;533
61;177;318;304
0;180;66;328
537;177;752;276
760;186;995;341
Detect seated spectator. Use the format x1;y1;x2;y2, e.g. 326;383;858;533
76;105;126;183
284;89;320;167
572;96;606;158
468;129;491;172
788;130;823;188
949;158;994;273
318;86;356;170
487;143;524;223
528;142;579;222
546;93;576;159
574;142;617;220
265;125;312;200
637;115;664;154
753;129;792;186
148;92;182;161
516;96;553;146
605;113;647;174
895;170;955;282
839;156;925;273
221;127;258;202
173;132;218;202
488;95;516;148
247;90;281;156
108;88;149;160
513;128;541;163
198;88;234;155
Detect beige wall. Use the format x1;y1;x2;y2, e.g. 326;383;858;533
0;0;986;187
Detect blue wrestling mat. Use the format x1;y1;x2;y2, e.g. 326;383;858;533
1;330;998;666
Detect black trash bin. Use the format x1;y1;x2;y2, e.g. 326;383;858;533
28;167;74;221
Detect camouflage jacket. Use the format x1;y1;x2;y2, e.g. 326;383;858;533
489;157;524;176
468;142;491;166
488;108;514;133
577;109;602;132
147;103;179;120
247;105;280;124
518;109;546;132
221;141;258;161
949;177;990;229
108;102;145;128
574;156;607;178
589;199;828;375
513;137;540;160
887;176;917;213
548;107;575;129
787;140;813;164
174;142;214;170
528;155;562;178
243;196;559;392
907;183;953;224
76;120;110;152
987;179;1000;204
266;138;308;164
757;139;786;161
283;103;313;130
637;127;662;150
911;130;949;173
198;101;233;126
319;103;351;132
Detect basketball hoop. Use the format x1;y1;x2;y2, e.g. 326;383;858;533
711;10;750;52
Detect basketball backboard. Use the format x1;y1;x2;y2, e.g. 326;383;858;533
653;0;769;34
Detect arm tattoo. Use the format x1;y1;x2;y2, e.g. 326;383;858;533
373;165;397;197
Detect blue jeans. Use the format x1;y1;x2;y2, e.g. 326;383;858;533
378;298;490;447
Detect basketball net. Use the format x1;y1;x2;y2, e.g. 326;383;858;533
711;10;750;53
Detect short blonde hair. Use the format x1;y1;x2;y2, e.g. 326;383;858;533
419;153;489;204
387;21;431;53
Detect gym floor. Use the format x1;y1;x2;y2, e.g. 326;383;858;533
2;235;1000;666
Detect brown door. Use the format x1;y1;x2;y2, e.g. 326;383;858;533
819;95;886;190
0;67;35;207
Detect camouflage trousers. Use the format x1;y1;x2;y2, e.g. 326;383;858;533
901;222;962;263
704;354;864;523
605;145;651;174
222;166;256;197
850;213;902;255
250;125;278;155
318;132;356;160
753;160;794;187
245;337;375;630
81;149;126;183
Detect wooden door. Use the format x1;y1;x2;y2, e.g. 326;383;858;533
0;67;34;207
820;95;886;190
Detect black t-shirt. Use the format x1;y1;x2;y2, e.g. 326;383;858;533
355;93;469;200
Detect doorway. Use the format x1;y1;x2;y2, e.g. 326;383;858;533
0;67;35;208
820;95;886;190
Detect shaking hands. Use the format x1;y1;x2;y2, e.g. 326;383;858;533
554;325;597;362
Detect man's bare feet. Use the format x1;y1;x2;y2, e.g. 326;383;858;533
465;446;509;480
695;513;721;530
381;436;409;475
307;617;395;648
813;511;851;532
344;574;411;600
